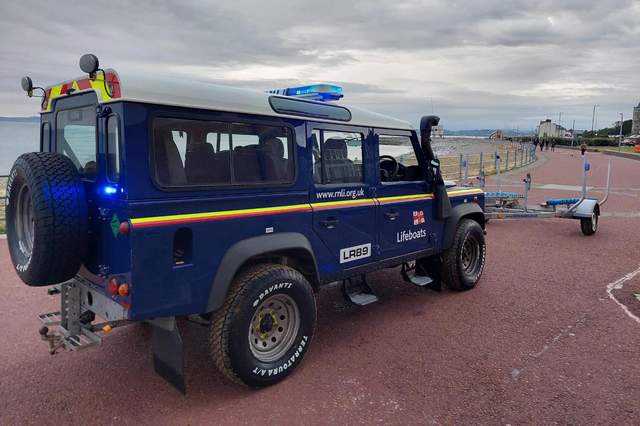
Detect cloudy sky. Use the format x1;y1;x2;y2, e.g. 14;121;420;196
1;0;638;130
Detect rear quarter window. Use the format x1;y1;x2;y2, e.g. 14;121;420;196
56;106;97;177
106;115;121;182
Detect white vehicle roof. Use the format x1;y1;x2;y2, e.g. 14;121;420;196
112;71;413;131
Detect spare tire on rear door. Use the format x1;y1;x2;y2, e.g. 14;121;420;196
5;152;88;286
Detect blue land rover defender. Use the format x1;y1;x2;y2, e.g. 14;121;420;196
7;55;486;392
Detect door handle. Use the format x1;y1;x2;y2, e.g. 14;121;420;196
320;218;339;229
384;211;399;221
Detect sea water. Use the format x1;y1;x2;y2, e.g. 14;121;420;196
0;121;39;175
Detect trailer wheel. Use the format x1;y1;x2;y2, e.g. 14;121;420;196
209;264;316;387
580;211;598;236
440;219;486;291
5;152;87;286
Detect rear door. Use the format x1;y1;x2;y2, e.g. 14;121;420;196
52;94;104;276
309;124;377;272
374;130;436;259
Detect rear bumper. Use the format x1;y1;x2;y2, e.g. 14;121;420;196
73;275;129;322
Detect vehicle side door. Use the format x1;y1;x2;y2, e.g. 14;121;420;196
309;123;377;276
375;130;436;260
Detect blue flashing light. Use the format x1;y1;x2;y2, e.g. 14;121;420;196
102;185;118;195
267;84;344;102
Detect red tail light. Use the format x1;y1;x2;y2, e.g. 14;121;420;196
107;278;118;295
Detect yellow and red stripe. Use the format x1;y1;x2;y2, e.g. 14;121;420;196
130;203;311;229
310;198;376;211
129;189;483;229
41;70;121;112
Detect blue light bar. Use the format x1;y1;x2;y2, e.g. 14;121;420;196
267;84;344;102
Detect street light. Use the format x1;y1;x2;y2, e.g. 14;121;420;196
619;113;624;151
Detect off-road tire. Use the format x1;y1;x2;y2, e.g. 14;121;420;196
5;152;87;286
209;264;317;387
580;211;598;236
440;219;486;291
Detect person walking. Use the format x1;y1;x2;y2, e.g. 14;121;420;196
551;140;556;152
545;140;549;151
580;141;587;156
540;139;544;152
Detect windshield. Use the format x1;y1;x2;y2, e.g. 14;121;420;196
56;106;97;177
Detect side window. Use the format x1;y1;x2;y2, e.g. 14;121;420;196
378;134;422;182
312;129;363;184
56;106;97;178
41;122;50;152
106;115;120;182
230;123;293;183
152;117;294;187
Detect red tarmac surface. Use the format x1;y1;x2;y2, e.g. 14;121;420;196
1;150;639;425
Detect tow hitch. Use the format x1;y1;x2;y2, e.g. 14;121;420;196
37;279;129;354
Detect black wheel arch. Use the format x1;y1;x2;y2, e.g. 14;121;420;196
441;202;485;251
206;233;320;313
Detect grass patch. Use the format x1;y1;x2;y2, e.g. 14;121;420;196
598;146;640;155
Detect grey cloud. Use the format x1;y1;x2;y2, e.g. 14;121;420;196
0;0;638;129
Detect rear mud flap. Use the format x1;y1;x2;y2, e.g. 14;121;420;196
149;317;185;394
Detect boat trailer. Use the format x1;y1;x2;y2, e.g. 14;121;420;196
479;153;611;236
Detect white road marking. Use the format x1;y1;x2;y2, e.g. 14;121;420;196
601;212;640;218
539;184;594;191
510;314;587;380
606;265;640;325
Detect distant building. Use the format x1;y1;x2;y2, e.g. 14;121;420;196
632;102;640;136
431;125;444;138
537;119;571;138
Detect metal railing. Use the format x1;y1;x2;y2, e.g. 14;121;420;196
438;143;538;184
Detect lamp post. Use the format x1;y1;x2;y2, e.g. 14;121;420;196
619;113;623;151
558;112;562;138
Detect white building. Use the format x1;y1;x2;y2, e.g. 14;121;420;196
537;119;570;138
632;102;640;136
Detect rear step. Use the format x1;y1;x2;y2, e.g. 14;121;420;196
342;275;378;306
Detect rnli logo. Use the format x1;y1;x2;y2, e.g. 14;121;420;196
413;210;425;226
